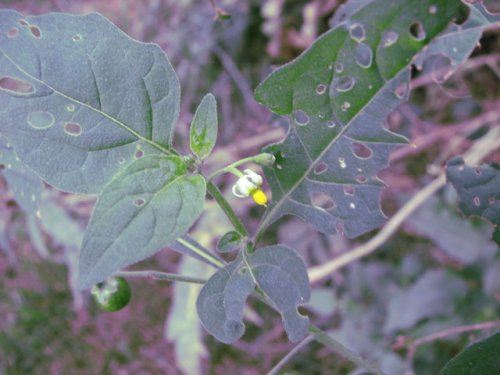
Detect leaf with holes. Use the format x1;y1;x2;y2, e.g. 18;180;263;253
0;11;180;194
78;155;206;289
254;0;473;239
190;93;218;160
0;134;43;214
439;331;500;375
414;3;500;80
446;157;500;226
197;245;310;343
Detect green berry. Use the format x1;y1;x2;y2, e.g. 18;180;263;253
91;276;131;312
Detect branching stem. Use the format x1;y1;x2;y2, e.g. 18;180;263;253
117;270;207;284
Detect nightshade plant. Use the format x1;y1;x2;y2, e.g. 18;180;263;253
0;0;499;373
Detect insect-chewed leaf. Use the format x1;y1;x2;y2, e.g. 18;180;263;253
78;155;206;289
196;254;255;344
446;157;500;226
439;331;500;375
197;245;310;343
254;0;473;239
190;93;218;160
0;11;180;193
246;245;311;342
0;134;42;214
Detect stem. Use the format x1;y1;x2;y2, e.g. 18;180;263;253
176;237;225;268
208;154;266;180
117;270;207;284
207;181;249;237
309;325;386;375
267;335;314;375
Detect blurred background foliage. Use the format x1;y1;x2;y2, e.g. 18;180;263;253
0;0;499;374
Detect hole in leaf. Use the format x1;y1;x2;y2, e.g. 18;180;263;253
7;27;18;38
316;84;327;95
29;25;41;38
474;168;482;175
311;192;335;210
27;111;55;129
352;142;373;159
135;149;144;159
431;55;454;84
355;174;367;183
335;76;355;92
335;62;344;73
18;19;29;27
294;110;310;126
355;43;373;69
341;102;351;112
409;22;426;41
395;82;409;99
382;31;399;48
349;202;356;209
118;157;126;165
72;34;82;42
63;122;82;136
349;23;366;42
0;77;35;95
133;198;146;207
344;185;354;196
314;162;328;175
473;196;480;207
326;120;336;128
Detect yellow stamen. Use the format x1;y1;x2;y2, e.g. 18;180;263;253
251;189;268;206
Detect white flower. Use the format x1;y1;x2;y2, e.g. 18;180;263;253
232;169;268;206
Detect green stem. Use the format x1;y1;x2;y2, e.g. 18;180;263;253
176;237;225;268
117;270;207;284
308;325;386;375
207;153;267;180
206;181;249;237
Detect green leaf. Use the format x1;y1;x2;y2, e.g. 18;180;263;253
166;256;210;375
217;230;244;253
0;11;180;193
446;157;500;226
196;245;310;343
0;134;43;214
254;0;469;239
190;93;218;160
78;155;206;289
439;331;500;375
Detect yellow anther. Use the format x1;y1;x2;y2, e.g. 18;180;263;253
251;188;268;206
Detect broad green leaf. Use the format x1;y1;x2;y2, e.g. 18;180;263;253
78;155;206;289
446;157;500;226
254;0;468;238
0;11;180;193
217;230;244;253
0;134;42;214
439;331;500;375
383;270;466;333
197;245;310;343
166;256;210;375
190;93;218;160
